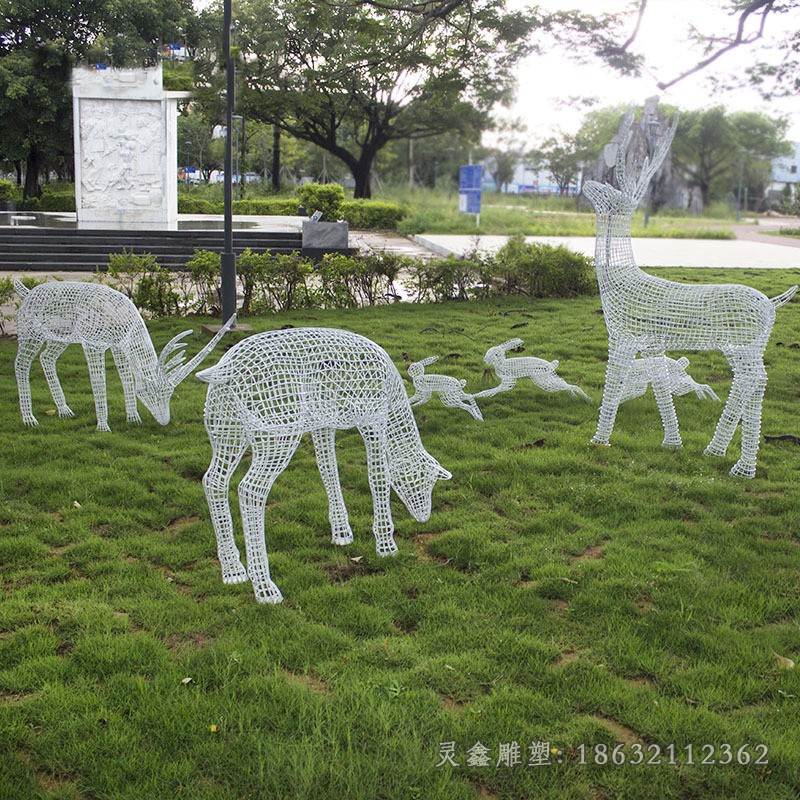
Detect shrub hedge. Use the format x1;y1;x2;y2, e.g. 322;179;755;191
98;238;596;318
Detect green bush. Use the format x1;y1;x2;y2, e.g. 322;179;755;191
340;200;406;230
106;249;179;317
0;179;15;202
492;236;596;298
237;249;313;314
178;197;220;214
184;249;221;314
232;198;300;216
296;183;345;221
403;253;485;303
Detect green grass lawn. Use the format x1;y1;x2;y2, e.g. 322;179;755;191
3;269;800;799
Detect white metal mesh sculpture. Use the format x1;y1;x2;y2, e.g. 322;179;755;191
407;356;483;420
476;338;592;402
197;327;452;604
14;279;235;431
620;356;720;405
583;108;797;477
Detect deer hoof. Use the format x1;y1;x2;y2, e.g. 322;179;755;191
590;436;610;447
376;537;398;557
127;414;142;425
253;580;283;604
221;560;249;584
703;444;726;459
729;460;756;479
96;422;111;432
661;438;682;450
22;415;39;427
59;407;75;418
331;529;354;546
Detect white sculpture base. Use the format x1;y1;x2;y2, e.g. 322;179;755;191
72;65;189;230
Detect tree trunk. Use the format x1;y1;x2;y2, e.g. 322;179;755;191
14;161;22;186
24;144;42;200
353;168;372;199
271;124;281;192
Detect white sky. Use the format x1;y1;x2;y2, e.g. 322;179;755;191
505;0;800;145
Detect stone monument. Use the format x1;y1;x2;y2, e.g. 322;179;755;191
72;65;189;229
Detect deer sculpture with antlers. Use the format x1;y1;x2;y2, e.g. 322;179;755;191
14;279;235;431
582;108;796;477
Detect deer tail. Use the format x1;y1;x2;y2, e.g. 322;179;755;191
771;285;798;309
12;278;30;298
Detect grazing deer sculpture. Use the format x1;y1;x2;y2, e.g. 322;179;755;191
620;356;720;405
582;108;796;477
476;338;592;403
197;327;451;604
407;356;484;420
14;279;235;431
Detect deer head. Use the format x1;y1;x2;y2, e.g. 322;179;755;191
137;313;236;425
583;107;679;217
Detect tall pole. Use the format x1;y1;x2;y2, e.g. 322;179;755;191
221;0;237;323
736;150;746;223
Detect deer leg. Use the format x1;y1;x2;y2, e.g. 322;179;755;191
82;345;111;432
592;338;637;445
439;392;484;421
15;336;44;426
705;350;749;462
111;348;141;425
202;432;249;585
238;432;301;604
650;355;682;449
359;423;398;557
38;341;74;418
730;354;767;479
311;427;353;546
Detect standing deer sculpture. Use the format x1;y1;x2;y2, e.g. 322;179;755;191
14;279;235;431
197;327;451;604
407;356;484;420
476;338;592;402
582;108;796;477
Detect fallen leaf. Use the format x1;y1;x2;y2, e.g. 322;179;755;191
72;501;81;509
181;677;193;685
209;725;220;733
350;556;363;563
44;409;56;416
774;651;795;670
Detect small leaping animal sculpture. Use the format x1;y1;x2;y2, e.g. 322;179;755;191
620;356;720;405
475;338;592;403
14;279;235;431
407;356;483;421
198;327;451;604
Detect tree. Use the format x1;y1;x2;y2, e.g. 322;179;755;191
530;131;586;195
670;107;789;207
218;0;538;198
0;0;193;199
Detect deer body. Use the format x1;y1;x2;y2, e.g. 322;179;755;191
476;338;592;403
583;109;796;477
14;280;234;431
197;327;451;604
407;356;483;420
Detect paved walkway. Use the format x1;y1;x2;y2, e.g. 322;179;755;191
414;220;800;270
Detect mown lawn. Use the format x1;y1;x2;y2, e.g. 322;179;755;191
2;269;800;800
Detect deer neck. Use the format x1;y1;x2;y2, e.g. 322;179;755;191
592;212;642;292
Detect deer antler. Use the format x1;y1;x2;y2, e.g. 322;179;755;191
165;314;237;387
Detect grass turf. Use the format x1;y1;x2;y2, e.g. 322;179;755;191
2;269;800;799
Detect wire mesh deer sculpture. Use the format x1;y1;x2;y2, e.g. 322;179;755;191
14;279;235;431
407;356;484;420
197;327;451;604
582;108;796;477
476;338;592;403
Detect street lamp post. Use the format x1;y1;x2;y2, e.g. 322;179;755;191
232;115;243;201
221;0;237;324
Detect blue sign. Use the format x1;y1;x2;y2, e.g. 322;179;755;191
458;165;483;216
